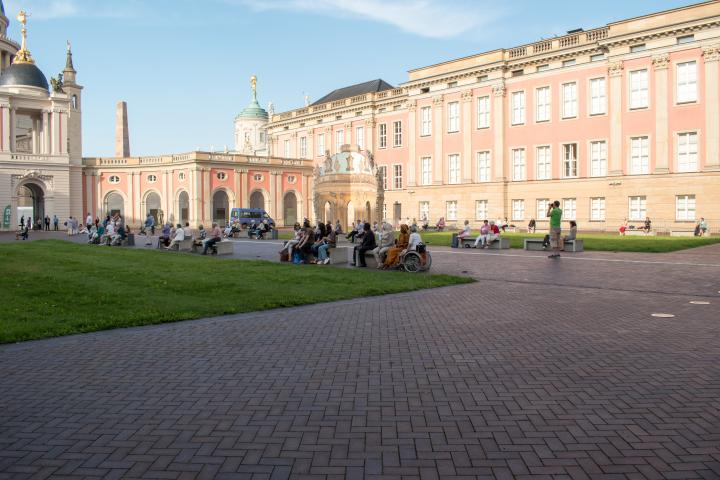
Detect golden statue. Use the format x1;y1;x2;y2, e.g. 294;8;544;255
14;10;34;64
250;75;257;93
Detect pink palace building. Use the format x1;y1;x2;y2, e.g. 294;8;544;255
266;1;720;233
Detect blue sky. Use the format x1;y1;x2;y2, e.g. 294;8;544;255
4;0;696;156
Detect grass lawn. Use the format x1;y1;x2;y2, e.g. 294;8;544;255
0;241;472;344
418;231;720;252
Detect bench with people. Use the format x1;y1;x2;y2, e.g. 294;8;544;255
523;220;583;252
455;220;509;249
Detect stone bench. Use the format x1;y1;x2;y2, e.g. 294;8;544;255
670;230;708;237
624;230;655;236
329;246;349;264
349;249;379;268
524;238;584;252
460;237;510;249
211;241;234;255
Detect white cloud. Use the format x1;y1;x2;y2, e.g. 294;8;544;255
230;0;501;39
4;0;134;20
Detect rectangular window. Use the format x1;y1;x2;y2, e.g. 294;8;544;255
419;201;430;222
563;59;576;67
563;198;577;220
676;195;696;221
512;69;524;77
393;121;402;147
379;124;387;148
677;34;694;45
299;136;307;158
677;61;698;103
630;69;649;109
511;91;525;125
590;140;608;177
446;200;458;221
536;199;549;220
630;44;646;53
477;96;490;129
562;143;578;178
420;156;432;185
475;200;488;220
591;197;606;221
536;86;550;122
562;82;578;118
355;126;364;149
283;139;290;158
393;164;403;189
335;130;344;152
448;102;460;132
630;136;649;174
590;53;605;62
512;199;525;221
448;154;460;184
477;151;490;182
512;148;525;181
536;145;551;180
420;106;432;136
537;64;550;72
589;78;606;115
677;132;698;172
317;133;325;155
378;165;387;190
628;196;647;221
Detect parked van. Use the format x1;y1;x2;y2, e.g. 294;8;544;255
229;208;275;228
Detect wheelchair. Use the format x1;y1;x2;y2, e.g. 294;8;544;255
398;244;432;273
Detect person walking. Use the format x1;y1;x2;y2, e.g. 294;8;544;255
547;200;563;258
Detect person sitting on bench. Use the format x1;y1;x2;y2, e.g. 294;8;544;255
473;220;490;248
561;221;577;250
193;225;207;248
436;217;446;231
202;223;222;255
484;221;500;248
167;223;186;250
351;222;376;268
372;221;395;268
383;224;410;269
457;220;471;241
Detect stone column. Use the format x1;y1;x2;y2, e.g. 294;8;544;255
461;90;473;183
9;108;16;153
365;119;376;155
300;174;308;221
115;101;130;158
653;54;670;173
269;171;277;219
407;101;417;187
0;105;9;152
432;95;444;184
234;169;241;208
703;45;720;171
50;110;59;155
162;170;170;222
239;169;248;208
492;84;506;181
59;111;67;155
202;168;211;222
95;173;102;216
41;111;49;154
127;171;134;225
608;61;624;175
306;130;314;162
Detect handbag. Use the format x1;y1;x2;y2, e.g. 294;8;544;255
280;251;289;262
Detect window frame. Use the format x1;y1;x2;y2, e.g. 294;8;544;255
393;163;403;189
676;131;698;173
299;136;307;158
317;133;325;156
420;156;432;186
563;197;577;221
561;81;578;119
675;60;698;105
448;154;460;184
475;199;488;221
628;196;647;221
590;197;606;221
588;77;607;116
476;151;491;182
447;101;460;133
378;123;387;149
535;86;551;123
335;129;345;153
535;145;551;180
392;121;403;147
629;136;650;175
355;126;365;150
675;194;696;221
511;147;526;181
510;90;525;126
420;106;432;136
511;199;525;221
446;200;458;221
589;139;608;177
629;69;649;110
562;143;579;178
477;95;490;129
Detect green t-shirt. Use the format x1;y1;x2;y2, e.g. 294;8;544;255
550;208;563;228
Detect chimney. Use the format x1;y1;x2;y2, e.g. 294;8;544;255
115;101;130;158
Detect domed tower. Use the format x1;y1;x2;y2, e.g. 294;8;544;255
234;75;268;155
0;1;20;72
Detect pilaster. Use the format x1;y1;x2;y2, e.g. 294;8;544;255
407;100;417;187
703;45;720;171
461;90;473;183
432;95;444;184
608;61;624;175
491;84;506;181
653;54;670;173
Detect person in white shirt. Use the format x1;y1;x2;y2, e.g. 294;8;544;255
457;220;471;240
407;226;422;251
85;213;93;230
167;224;186;250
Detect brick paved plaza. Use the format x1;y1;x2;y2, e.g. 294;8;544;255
1;236;719;479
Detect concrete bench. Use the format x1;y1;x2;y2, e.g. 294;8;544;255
211;241;234;255
624;230;655;236
349;249;379;268
670;230;706;237
460;236;510;249
328;246;349;264
524;238;584;252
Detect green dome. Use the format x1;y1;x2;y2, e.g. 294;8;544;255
238;94;268;120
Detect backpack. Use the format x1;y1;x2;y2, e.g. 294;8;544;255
292;251;303;264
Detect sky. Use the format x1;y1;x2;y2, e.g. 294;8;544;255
3;0;698;157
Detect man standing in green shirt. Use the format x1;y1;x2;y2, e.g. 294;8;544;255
547;200;563;258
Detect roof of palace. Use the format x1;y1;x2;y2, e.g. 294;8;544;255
0;62;49;90
238;96;269;120
311;79;394;106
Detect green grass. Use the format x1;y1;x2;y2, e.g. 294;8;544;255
0;241;472;344
418;231;720;252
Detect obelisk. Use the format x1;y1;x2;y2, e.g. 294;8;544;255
115;101;130;158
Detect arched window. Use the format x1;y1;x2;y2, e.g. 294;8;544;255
71;95;78;110
147;174;157;183
216;171;227;180
108;175;120;184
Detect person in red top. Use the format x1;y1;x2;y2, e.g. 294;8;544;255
202;222;223;255
485;221;501;248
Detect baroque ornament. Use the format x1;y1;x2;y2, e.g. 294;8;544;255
652;54;670;70
608;61;624;77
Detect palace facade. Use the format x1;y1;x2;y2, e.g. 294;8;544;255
267;1;720;232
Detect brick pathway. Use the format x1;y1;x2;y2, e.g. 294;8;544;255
1;236;720;479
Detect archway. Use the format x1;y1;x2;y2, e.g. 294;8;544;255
178;191;189;225
104;191;124;218
250;190;265;210
16;182;44;228
283;191;297;226
212;190;229;225
144;191;162;224
324;201;331;224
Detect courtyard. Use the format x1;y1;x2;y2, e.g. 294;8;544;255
1;235;719;479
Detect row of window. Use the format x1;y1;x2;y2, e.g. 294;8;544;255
107;172;272;184
288;126;371;158
418;195;697;223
